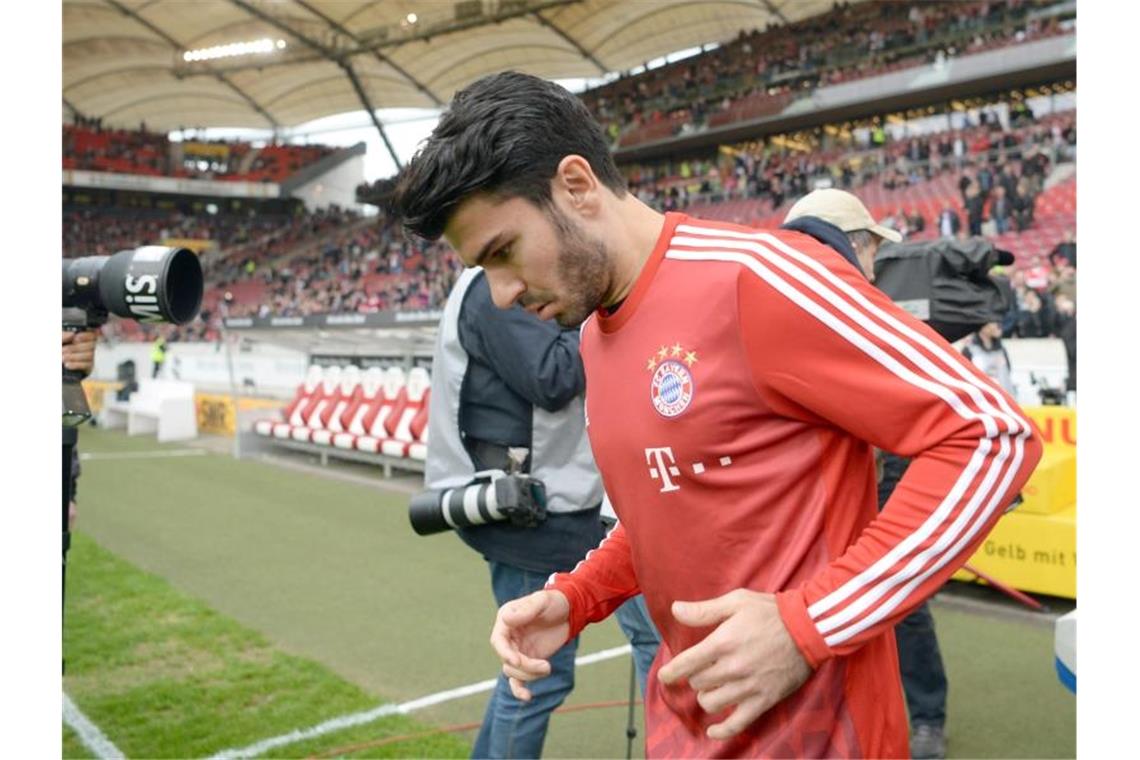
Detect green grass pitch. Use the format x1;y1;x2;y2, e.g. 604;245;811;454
65;426;1074;758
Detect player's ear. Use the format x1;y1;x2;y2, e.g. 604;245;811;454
553;155;600;214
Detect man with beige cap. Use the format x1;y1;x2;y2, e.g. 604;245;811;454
782;187;902;282
783;187;950;760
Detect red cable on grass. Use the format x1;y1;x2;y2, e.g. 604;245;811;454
307;699;644;758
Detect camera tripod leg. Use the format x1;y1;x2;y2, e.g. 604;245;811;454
625;656;637;759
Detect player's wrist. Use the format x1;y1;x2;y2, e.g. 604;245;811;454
775;589;831;670
544;578;587;637
531;588;567;623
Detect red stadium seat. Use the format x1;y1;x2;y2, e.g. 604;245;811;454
287;366;343;442
310;366;362;446
407;389;431;462
256;365;322;438
354;368;409;453
331;367;386;450
381;368;431;458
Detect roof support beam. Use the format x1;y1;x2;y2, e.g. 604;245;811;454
229;0;402;169
100;91;250;120
102;0;279;129
759;0;788;25
342;66;402;170
291;0;442;107
63;98;85;120
531;10;607;74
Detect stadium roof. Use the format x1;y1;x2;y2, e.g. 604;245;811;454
64;0;846;152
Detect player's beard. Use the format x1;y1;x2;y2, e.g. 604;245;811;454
546;206;611;328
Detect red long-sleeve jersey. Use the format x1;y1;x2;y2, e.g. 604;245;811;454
547;213;1042;757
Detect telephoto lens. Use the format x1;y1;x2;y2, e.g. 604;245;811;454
63;245;204;325
408;474;547;536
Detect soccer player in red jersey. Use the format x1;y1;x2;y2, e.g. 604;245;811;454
388;72;1042;758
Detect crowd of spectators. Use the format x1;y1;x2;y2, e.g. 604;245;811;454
998;234;1077;390
624;101;1074;226
856;108;1074;242
63;206;289;259
203;205;363;289
217;217;461;320
64;123;335;182
582;0;1072;148
68;199;461;344
75;0;1079;354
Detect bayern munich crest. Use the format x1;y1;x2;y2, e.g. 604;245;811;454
647;342;698;418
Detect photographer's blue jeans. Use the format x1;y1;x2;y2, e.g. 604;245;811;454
472;561;578;759
896;601;948;728
613;594;661;697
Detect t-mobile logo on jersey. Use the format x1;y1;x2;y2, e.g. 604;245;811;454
646;447;735;492
646;447;681;492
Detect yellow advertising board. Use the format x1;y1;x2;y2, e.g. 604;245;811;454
1016;446;1075;515
162;238;216;254
953;505;1076;598
1023;405;1076;449
951;405;1076;598
194;393;284;437
181;141;231;158
195;393;237;436
80;380;123;415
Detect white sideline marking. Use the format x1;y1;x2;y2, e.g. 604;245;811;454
63;693;126;760
209;644;633;760
80;449;208;461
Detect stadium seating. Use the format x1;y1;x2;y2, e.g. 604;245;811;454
585;0;1073;146
407;401;430;462
309;366;362;446
64;125;335;182
330;367;387;450
251;363;430;476
355;368;409;454
255;364;323;438
288;366;344;442
380;368;431;458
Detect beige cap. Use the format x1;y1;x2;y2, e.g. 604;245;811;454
783;188;903;243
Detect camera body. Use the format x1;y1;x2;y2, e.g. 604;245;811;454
408;470;547;536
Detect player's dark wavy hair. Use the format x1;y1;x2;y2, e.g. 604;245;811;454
388;71;626;241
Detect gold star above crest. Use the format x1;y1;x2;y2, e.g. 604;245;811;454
657;345;670;360
684;350;699;367
671;343;683;357
646;356;658;372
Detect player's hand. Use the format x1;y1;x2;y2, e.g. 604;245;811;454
63;329;100;376
489;589;571;701
657;589;812;740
